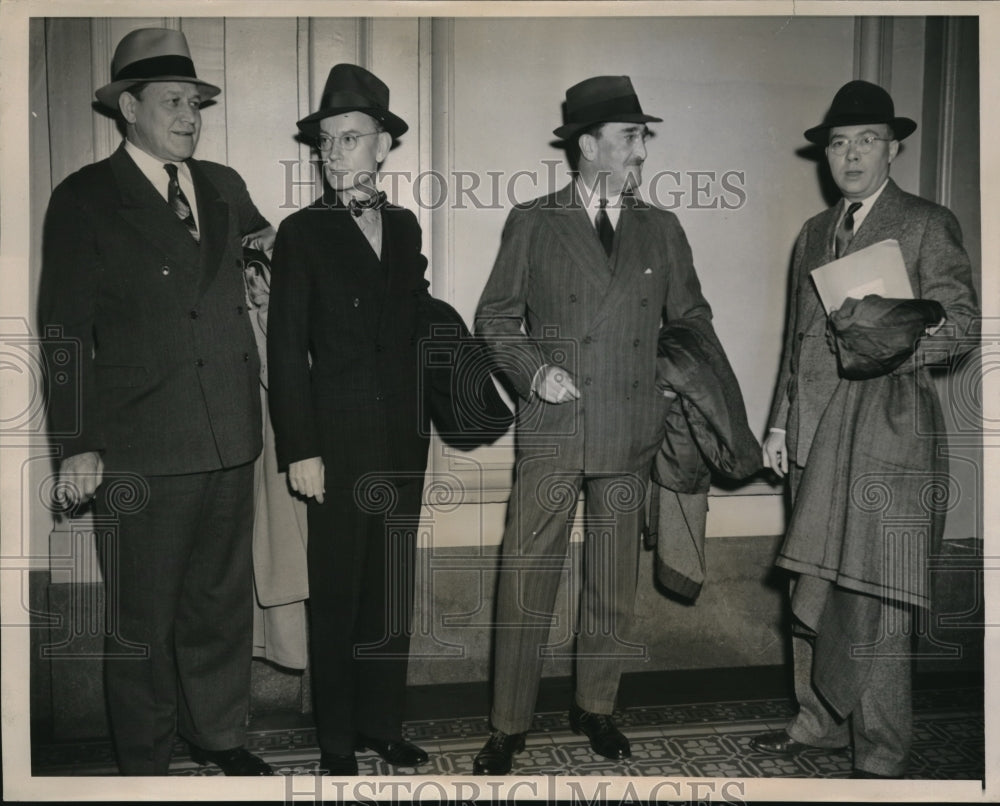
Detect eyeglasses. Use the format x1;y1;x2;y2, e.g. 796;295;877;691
827;133;893;156
316;131;381;152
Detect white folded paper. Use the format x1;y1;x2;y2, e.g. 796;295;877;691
810;239;914;314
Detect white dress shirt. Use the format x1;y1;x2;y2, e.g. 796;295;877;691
124;140;201;231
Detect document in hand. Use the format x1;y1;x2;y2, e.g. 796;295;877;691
810;239;914;314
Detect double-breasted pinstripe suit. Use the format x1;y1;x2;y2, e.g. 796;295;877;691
475;181;717;732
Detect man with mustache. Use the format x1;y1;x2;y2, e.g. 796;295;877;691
473;74;718;774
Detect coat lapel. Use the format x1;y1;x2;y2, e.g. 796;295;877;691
111;146;202;274
545;183;613;293
588;194;647;329
188;159;230;297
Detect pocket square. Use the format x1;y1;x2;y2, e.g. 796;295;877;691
644;268;653;274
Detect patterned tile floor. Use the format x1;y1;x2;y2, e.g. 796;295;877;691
32;687;983;779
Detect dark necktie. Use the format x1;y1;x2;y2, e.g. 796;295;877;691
164;163;199;242
595;198;614;257
835;201;862;258
348;191;387;217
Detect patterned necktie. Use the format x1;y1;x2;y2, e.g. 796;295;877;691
835;201;862;258
164;163;199;242
595;198;615;257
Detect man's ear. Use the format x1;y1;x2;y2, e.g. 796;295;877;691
578;133;597;163
888;138;900;164
375;131;392;163
119;91;137;124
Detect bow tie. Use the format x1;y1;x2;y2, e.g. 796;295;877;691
348;191;387;217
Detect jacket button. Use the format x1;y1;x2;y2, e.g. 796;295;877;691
236;305;245;315
797;332;804;341
375;344;384;353
632;380;639;388
195;358;204;368
162;266;170;276
375;392;384;401
583;335;592;344
569;294;577;302
584;377;593;386
353;298;361;307
640;299;648;307
633;339;640;347
190;310;198;319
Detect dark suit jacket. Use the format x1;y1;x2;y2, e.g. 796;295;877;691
768;179;978;466
475;182;715;474
39;144;270;475
266;190;432;485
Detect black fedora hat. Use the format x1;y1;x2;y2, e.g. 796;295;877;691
297;64;407;141
95;28;221;110
804;80;916;145
553;75;661;140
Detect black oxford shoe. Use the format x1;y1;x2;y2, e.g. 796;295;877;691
749;729;847;756
356;735;428;767
318;752;359;776
189;745;273;775
472;730;526;775
569;703;631;760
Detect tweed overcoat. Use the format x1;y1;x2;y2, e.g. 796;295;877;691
39;144;270;475
475;182;714;474
767;179;978;467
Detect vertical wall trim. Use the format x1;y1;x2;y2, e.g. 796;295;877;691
936;18;960;210
854;16;893;87
90;19;117;163
417;18;434;285
430;18;454;300
357;18;373;70
298;18;318;197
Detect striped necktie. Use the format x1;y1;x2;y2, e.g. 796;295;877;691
595;198;614;257
835;201;862;258
164;163;199;242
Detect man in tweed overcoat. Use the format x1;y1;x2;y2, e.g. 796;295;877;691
751;81;978;778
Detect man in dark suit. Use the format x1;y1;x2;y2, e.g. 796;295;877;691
266;64;432;776
751;81;978;777
38;28;274;775
472;75;719;774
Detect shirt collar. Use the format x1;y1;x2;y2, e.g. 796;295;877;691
124;139;192;193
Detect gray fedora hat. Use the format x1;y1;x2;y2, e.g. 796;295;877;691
804;80;916;145
95;28;221;110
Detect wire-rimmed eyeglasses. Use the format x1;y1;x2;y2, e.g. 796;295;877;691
827;133;893;156
316;131;381;153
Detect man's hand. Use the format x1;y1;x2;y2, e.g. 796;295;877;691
289;456;325;503
59;451;104;506
534;365;580;404
762;430;788;478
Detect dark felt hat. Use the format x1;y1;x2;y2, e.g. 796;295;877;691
95;28;221;110
804;80;917;145
553;75;661;140
297;64;407;140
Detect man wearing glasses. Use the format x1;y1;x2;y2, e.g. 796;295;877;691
473;75;719;774
266;64;432;776
751;80;978;778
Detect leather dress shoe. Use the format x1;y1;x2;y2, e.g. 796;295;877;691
749;729;847;756
472;729;526;775
356;735;428;766
189;745;273;775
569;703;631;760
318;752;359;776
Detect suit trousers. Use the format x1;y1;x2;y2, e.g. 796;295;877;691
491;457;646;734
98;463;255;775
306;478;423;754
785;466;914;777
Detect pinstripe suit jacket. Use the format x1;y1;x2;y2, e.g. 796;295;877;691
475;182;714;474
768;179;978;467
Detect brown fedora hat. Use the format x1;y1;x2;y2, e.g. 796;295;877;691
553;75;661;140
297;64;408;141
804;80;916;145
95;28;221;110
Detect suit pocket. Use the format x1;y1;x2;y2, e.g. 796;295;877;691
95;364;148;388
